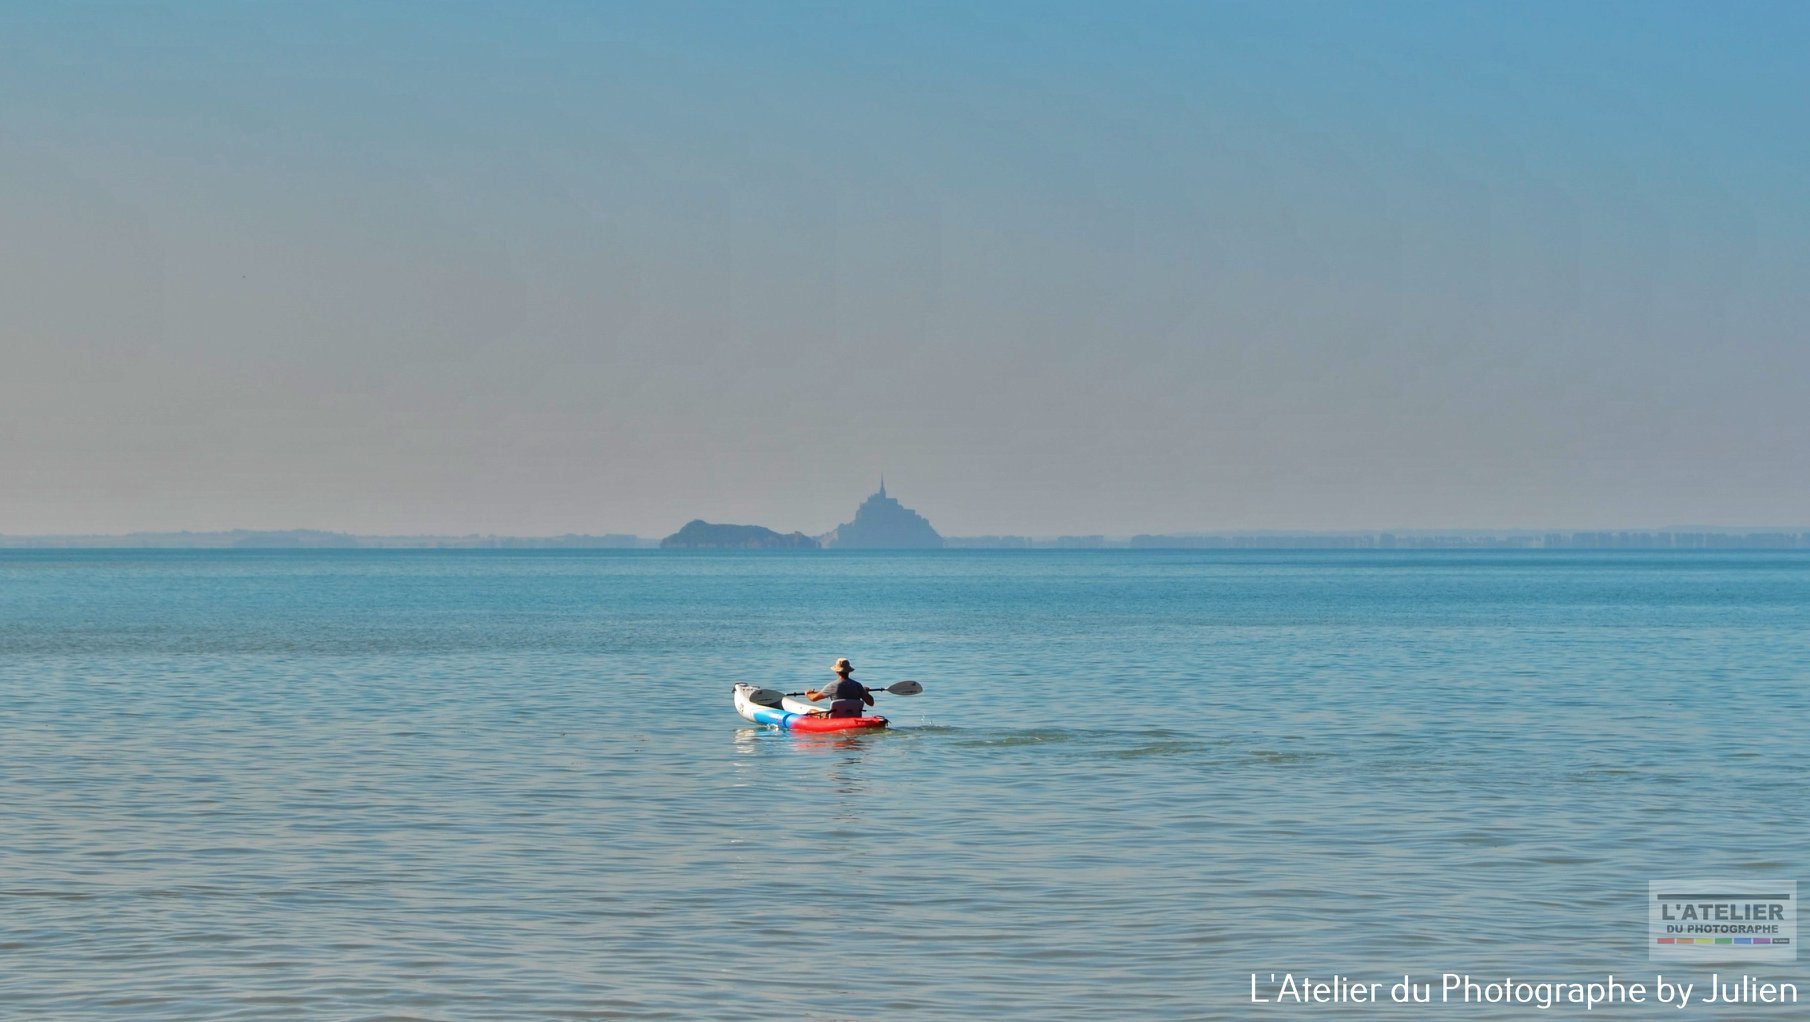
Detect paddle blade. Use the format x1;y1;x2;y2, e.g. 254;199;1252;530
745;687;786;707
883;680;923;696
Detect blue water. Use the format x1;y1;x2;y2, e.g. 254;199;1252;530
3;550;1808;1019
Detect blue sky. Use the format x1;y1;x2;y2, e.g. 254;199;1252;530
3;1;1806;535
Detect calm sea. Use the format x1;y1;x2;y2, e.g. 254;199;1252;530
3;550;1808;1020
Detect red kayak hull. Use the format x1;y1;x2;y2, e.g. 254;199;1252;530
785;714;889;733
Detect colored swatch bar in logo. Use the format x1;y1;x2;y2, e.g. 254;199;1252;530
1655;938;1774;944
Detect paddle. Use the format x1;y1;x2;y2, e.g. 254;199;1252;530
745;680;924;706
787;680;924;698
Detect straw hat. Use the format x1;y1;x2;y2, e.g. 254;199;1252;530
832;658;854;674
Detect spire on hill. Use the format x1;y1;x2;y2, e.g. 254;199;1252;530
821;481;942;549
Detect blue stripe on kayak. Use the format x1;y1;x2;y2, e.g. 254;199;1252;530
745;704;798;728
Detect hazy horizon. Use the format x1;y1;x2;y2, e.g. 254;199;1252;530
6;2;1807;537
5;516;1809;543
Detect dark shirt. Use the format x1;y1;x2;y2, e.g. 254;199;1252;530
818;676;870;716
818;676;869;701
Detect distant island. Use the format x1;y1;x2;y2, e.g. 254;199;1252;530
820;481;943;549
659;520;819;549
658;481;945;550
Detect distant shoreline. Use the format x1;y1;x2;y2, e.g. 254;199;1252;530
3;528;1808;550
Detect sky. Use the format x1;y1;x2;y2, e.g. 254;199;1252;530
2;1;1807;537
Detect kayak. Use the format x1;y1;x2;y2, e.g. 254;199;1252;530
732;682;889;733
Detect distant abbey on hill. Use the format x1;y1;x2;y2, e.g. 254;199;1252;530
820;481;944;549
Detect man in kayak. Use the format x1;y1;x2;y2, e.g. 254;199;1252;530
804;657;874;718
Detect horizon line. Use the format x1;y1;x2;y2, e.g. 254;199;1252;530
3;524;1810;548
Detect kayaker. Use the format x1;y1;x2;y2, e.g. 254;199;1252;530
805;657;874;718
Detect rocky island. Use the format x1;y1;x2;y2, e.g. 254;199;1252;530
660;482;943;550
659;520;820;549
820;481;943;549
